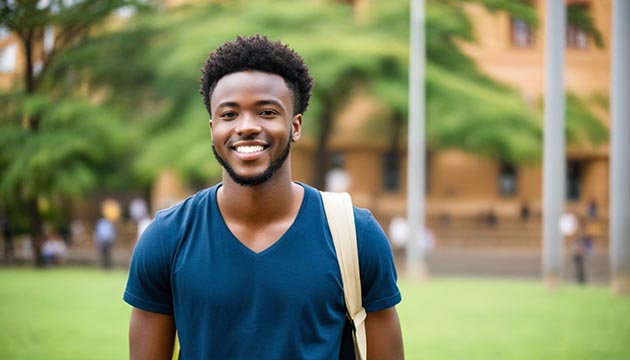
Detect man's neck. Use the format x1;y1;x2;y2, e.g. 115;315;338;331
217;173;303;226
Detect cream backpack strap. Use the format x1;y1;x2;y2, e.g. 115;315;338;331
320;191;367;360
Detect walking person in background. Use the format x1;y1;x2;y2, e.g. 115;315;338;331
94;216;116;269
572;223;593;285
587;197;598;219
124;35;403;359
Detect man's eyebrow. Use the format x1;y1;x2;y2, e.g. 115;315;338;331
216;101;240;109
255;100;283;107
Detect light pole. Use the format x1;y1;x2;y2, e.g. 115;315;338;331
542;0;566;291
610;0;630;295
406;0;427;279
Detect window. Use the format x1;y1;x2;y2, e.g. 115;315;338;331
0;44;18;73
382;151;399;192
510;18;535;47
566;160;583;201
567;24;588;49
566;4;589;49
499;162;517;196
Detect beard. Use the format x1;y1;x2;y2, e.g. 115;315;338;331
212;134;292;187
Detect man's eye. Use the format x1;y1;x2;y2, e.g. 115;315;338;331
221;111;237;118
260;110;277;116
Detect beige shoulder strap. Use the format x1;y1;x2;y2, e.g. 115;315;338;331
320;191;367;360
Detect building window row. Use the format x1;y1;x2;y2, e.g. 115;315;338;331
509;5;590;49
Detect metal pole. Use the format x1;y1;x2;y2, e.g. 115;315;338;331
542;0;566;291
610;0;630;295
406;0;427;279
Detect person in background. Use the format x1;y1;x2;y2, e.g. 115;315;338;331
572;223;593;284
94;216;116;269
519;201;531;222
41;230;67;267
587;198;598;219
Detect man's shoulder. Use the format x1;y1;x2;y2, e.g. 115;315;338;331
352;206;373;225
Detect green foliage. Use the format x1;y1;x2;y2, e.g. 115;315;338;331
565;93;608;146
25;0;609;189
426;64;542;162
568;4;604;48
0;93;131;201
0;0;149;37
0;0;152;240
476;0;538;26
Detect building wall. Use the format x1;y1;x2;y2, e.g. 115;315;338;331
427;0;612;211
429;151;498;200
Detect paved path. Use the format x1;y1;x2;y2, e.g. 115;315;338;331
395;248;610;284
59;245;611;285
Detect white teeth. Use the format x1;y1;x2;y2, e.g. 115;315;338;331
235;145;264;154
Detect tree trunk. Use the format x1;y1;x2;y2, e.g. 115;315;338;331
313;97;334;190
21;31;45;266
23;31;36;93
27;197;45;267
22;31;41;130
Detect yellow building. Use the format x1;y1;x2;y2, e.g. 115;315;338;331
301;0;612;249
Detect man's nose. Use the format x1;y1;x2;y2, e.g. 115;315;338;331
235;113;262;135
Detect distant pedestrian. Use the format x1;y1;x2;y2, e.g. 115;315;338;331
572;227;592;285
519;201;531;222
41;231;67;267
486;209;498;228
94;217;116;269
587;198;598;219
559;211;578;238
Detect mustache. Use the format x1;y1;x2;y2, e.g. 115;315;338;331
226;134;271;145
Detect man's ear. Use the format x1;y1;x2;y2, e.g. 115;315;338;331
209;118;213;129
291;114;302;142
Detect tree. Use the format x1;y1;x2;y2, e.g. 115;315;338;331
0;0;148;266
44;0;607;192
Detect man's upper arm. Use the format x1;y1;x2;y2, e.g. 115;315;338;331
365;307;404;360
129;307;176;360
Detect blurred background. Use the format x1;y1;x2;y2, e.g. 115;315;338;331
1;1;628;359
0;0;614;281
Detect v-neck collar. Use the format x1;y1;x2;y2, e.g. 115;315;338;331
210;182;310;259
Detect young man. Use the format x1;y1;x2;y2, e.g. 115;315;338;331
124;35;403;359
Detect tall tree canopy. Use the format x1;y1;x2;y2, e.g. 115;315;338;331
0;0;148;265
48;0;607;185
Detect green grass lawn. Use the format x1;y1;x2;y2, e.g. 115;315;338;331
0;268;628;360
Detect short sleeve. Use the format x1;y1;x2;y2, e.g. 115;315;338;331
355;209;402;313
123;214;174;314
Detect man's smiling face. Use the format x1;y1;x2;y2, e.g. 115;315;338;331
209;71;302;187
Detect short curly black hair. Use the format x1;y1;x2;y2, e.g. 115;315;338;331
200;35;313;116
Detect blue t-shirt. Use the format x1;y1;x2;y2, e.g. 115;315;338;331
124;183;401;359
